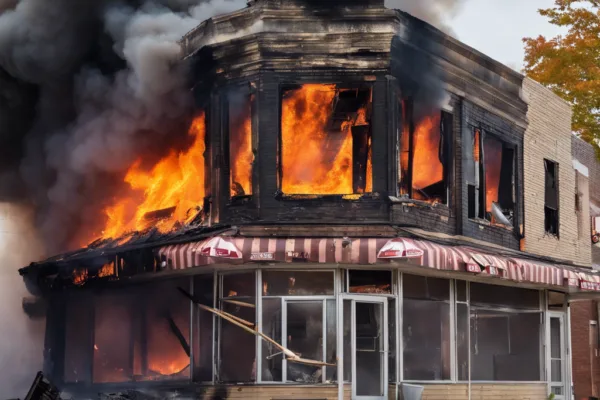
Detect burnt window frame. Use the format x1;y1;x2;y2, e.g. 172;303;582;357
398;97;453;205
59;277;194;388
276;81;375;198
544;159;559;237
222;83;256;204
466;127;517;228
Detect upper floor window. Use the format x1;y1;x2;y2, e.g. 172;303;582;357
398;100;452;204
544;159;559;236
467;128;515;227
280;84;373;195
228;92;254;198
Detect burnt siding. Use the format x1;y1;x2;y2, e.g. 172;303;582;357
460;100;524;250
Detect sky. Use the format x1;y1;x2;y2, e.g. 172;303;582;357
449;0;565;72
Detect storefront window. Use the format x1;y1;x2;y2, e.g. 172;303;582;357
459;282;542;382
260;270;335;383
218;272;256;382
402;275;451;381
193;274;214;382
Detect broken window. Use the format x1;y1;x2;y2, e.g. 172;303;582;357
261;271;336;383
399;100;452;204
141;281;191;381
545;159;559;236
347;269;392;294
466;128;515;226
280;84;373;195
89;280;192;384
402;275;451;381
218;272;256;382
228;92;254;198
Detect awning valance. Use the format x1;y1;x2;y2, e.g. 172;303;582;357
156;235;600;291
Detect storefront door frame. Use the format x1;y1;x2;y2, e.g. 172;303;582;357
338;294;388;400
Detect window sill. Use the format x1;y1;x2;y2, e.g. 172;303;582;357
469;218;513;232
276;192;382;201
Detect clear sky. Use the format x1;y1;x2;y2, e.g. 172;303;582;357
449;0;565;72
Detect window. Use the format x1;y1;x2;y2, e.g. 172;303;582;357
348;269;392;294
261;270;336;383
228;92;254;198
402;275;451;380
458;283;542;382
280;84;373;195
466;128;515;226
399;100;452;204
262;271;334;296
218;272;256;382
193;274;214;382
545;159;559;236
89;279;191;384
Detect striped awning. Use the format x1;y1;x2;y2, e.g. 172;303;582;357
156;235;600;291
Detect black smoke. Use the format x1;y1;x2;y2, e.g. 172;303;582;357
0;0;246;254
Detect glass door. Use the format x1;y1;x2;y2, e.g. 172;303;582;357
343;295;388;400
547;312;567;399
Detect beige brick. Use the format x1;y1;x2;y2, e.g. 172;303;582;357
522;78;591;266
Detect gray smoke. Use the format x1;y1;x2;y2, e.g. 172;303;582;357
0;203;45;399
384;0;465;33
0;0;247;253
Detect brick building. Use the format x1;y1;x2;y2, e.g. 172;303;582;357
570;135;600;400
16;1;600;400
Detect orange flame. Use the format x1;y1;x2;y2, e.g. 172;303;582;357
230;98;253;197
98;262;115;278
412;114;443;194
281;84;370;195
100;113;206;240
484;136;503;212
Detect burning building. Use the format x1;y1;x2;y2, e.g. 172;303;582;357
15;1;600;399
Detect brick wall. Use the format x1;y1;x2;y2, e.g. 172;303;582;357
571;300;600;399
522;78;591;266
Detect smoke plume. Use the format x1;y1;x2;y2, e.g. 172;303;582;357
0;203;45;399
384;0;465;34
0;0;246;254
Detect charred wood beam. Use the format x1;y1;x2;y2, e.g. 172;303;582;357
166;314;191;358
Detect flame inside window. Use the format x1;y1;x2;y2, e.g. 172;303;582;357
229;94;253;197
280;84;372;195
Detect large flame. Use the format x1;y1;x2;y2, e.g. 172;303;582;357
483;135;503;212
281;84;370;195
412;114;443;194
99;113;206;240
230;98;253;197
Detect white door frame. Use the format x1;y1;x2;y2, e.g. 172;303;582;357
339;294;388;400
547;311;569;400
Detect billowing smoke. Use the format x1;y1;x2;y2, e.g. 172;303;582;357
0;203;45;399
388;0;463;122
0;0;246;254
384;0;465;34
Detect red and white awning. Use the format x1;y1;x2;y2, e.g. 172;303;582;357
156;234;600;291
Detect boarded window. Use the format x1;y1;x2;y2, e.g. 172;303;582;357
399;99;452;204
544;159;559;236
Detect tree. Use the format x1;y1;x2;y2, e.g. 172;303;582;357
523;0;600;144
